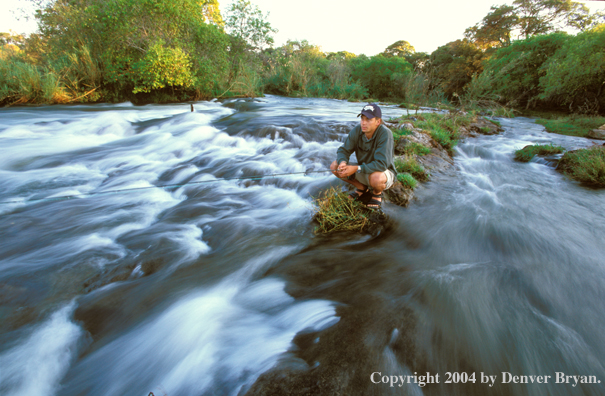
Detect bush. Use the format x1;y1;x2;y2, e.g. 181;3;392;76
539;26;605;114
514;144;564;162
312;187;374;234
559;146;605;187
480;32;568;109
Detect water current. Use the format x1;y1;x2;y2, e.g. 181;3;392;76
0;96;603;396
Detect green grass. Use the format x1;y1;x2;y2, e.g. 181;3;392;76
514;144;564;162
559;146;605;187
394;155;429;181
397;173;418;189
312;187;374;234
400;141;431;156
395;112;477;154
392;126;413;139
535;116;605;137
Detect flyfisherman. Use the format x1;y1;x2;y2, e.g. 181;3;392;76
331;103;397;209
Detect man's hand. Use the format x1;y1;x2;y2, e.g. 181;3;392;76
337;163;357;178
331;160;358;178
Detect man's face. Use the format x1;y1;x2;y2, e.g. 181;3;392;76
360;115;380;134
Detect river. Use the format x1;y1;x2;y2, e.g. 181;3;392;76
0;96;603;396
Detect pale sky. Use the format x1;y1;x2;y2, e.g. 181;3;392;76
2;0;605;55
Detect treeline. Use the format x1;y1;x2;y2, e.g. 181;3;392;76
1;0;604;114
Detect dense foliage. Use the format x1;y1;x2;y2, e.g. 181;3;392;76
1;0;604;114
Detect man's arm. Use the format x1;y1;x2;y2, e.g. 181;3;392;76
336;126;360;165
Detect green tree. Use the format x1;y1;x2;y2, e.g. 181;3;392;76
429;39;484;99
382;40;415;57
539;25;605;114
481;32;568;108
34;0;230;100
464;5;518;48
350;55;412;99
223;0;277;95
513;0;592;37
224;0;277;50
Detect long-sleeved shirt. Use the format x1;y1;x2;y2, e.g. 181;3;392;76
336;124;396;175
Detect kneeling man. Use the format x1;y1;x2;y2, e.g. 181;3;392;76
331;103;397;209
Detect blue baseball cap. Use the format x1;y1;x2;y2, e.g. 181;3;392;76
358;103;382;119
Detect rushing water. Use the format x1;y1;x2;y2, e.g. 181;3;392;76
0;96;604;396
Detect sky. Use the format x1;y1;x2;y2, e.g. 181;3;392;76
2;0;605;56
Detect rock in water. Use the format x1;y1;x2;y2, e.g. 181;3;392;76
588;129;605;140
365;209;389;237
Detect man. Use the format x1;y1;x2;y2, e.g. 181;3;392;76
331;103;397;209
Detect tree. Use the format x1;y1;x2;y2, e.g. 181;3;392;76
350;55;412;99
429;40;485;98
481;32;568;108
34;0;230;100
224;0;277;51
539;25;605;114
382;40;415;57
513;0;591;38
465;5;518;48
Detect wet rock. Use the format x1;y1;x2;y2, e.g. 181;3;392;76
385;181;414;207
588;129;605;140
469;118;503;135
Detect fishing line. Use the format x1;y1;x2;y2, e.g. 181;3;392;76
0;169;334;205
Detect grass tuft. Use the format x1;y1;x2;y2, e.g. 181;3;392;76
559;146;605;187
400;141;431;156
312;187;373;234
394;155;429;181
397;173;418;189
514;144;564;162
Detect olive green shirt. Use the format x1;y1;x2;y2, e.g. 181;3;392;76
336;124;396;175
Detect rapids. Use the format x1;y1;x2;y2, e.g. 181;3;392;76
0;96;603;396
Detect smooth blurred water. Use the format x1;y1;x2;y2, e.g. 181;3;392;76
0;97;603;396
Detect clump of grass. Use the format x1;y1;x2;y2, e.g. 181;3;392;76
392;126;413;139
397;173;418;189
312;187;373;234
399;112;472;154
559;146;605;187
430;126;456;153
535;116;605;137
487;118;502;127
400;141;431;156
515;144;565;162
394;155;429;181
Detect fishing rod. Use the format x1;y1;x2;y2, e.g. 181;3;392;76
0;169;335;205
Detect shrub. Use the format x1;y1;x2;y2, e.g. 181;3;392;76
559;146;605;187
514;144;564;162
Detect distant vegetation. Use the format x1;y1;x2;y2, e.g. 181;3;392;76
535;116;605;137
1;0;605;116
